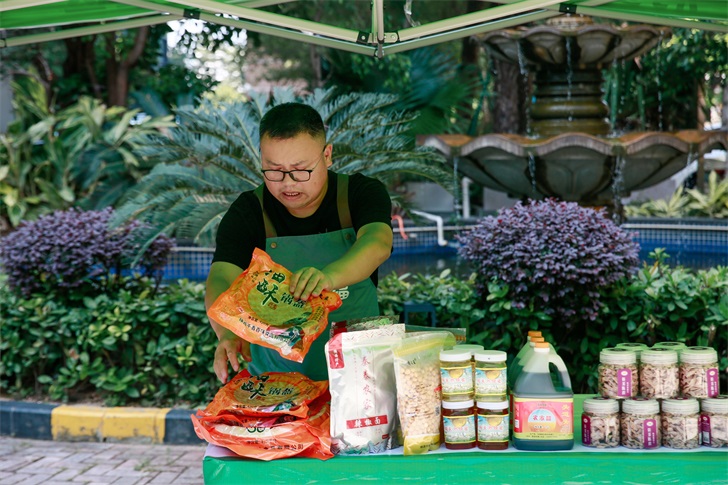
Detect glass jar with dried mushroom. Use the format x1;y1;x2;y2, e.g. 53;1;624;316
661;397;700;449
598;348;639;399
679;346;720;398
639;348;679;399
700;395;728;448
582;397;620;448
621;397;661;449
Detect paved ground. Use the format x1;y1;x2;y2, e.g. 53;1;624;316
0;437;206;484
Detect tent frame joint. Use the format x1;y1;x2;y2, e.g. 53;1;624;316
183;8;201;20
559;3;577;14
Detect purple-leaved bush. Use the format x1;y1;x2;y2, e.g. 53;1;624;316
0;208;174;297
456;199;640;324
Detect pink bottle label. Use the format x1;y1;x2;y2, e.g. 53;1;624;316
701;414;711;445
582;414;592;445
617;368;633;397
643;418;658;448
707;368;719;397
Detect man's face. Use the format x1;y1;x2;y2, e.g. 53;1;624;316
260;133;332;218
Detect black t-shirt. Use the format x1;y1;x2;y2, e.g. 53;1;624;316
213;170;392;285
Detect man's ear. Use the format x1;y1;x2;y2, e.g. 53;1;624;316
324;143;333;167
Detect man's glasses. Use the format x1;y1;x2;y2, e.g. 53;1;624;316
261;149;326;182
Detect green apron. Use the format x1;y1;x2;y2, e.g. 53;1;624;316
248;174;380;381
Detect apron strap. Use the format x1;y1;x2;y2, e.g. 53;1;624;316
254;184;277;238
337;174;352;229
255;173;352;237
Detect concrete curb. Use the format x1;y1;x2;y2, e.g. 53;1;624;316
0;400;203;445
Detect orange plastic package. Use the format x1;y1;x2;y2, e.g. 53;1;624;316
203;371;329;419
191;370;333;461
207;248;342;362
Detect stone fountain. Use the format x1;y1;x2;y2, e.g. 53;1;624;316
420;16;728;210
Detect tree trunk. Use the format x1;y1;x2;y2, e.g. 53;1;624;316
104;27;150;107
458;1;483;135
723;84;728;129
492;59;527;134
62;35;100;102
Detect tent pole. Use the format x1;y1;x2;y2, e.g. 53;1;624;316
1;15;179;48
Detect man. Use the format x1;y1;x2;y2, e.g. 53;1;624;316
206;102;393;383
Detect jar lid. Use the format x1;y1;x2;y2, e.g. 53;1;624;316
440;349;472;362
701;395;728;413
600;347;637;365
662;397;699;414
616;342;649;351
653;341;687;350
456;344;485;356
527;330;542;338
640;348;678;364
529;337;545;344
680;346;718;364
442;399;474;409
622;397;660;414
583;397;619;414
474;350;507;363
477;400;509;410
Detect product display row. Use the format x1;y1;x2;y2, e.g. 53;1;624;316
598;345;719;400
582;395;728;449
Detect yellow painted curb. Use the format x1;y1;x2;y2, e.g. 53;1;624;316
51;405;171;443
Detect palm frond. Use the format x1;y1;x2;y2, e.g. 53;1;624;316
116;88;456;253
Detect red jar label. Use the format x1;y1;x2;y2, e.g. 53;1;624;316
616;368;633;397
701;414;711;445
643;418;658;448
582;414;592;445
707;368;719;397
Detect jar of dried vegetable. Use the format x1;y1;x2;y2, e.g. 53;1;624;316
581;397;620;448
598;348;639;399
700;395;728;448
621;397;661;449
679;346;720;398
661;397;700;449
615;342;648;363
639;348;679;400
652;341;687;354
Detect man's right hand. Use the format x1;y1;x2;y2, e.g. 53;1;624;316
213;330;251;384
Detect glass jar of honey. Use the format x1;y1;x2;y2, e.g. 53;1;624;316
442;399;476;450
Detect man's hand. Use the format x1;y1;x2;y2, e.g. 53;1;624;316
213;330;251;384
289;267;334;301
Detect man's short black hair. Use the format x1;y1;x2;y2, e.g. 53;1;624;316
259;103;325;141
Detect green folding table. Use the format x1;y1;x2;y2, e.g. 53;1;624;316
202;395;728;484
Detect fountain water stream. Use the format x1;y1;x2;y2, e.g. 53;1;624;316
420;16;728;213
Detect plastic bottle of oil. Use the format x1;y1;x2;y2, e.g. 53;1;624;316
512;342;574;451
508;334;545;433
508;333;544;391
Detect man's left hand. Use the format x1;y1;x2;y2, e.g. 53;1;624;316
289;267;334;301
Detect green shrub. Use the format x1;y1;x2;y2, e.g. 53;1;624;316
378;255;727;394
377;269;486;330
0;279;218;408
625;171;728;218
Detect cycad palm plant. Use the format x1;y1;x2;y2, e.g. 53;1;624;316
114;88;454;250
